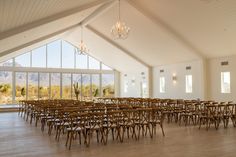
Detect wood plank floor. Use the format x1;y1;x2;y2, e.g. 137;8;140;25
0;112;236;157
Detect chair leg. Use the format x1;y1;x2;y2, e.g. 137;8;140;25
65;131;70;147
160;124;165;136
69;132;74;150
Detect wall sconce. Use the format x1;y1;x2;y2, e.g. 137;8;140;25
131;77;135;86
172;74;177;84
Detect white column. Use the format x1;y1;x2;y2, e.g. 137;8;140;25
114;70;120;97
148;67;153;98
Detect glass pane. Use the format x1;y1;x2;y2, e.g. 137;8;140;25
62;41;75;69
72;74;81;100
91;74;100;97
76;54;88;69
62;73;72;99
15;52;30;67
124;80;128;93
185;75;193;93
39;73;49;100
221;72;230;93
0;59;13;67
159;77;165;93
32;46;46;67
82;74;91;100
47;40;61;68
15;72;26;102
28;73;38;100
51;73;60;99
102;74;114;97
89;56;100;69
141;81;148;98
102;63;112;70
0;71;12;104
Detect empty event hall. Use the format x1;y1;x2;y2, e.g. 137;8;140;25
0;0;236;157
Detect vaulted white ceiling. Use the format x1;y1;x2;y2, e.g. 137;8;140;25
0;0;102;33
129;0;236;59
0;0;236;71
89;0;201;66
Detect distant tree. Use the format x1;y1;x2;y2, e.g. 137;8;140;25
21;87;26;97
0;84;10;94
39;86;43;98
73;82;80;100
93;88;99;97
103;88;108;97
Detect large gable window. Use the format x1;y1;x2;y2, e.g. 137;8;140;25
0;40;114;104
32;46;46;67
47;40;61;68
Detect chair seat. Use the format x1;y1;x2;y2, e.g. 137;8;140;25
47;119;60;122
85;125;101;130
55;122;70;126
67;127;83;132
149;120;161;124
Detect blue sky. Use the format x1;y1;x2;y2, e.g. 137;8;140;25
13;40;109;70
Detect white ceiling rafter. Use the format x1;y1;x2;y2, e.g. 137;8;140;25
80;0;116;26
63;0;116;37
0;0;115;60
0;0;111;40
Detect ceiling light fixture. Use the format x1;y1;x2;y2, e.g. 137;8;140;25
76;26;88;55
111;0;130;39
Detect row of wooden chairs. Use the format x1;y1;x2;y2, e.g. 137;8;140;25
19;99;165;149
98;98;236;130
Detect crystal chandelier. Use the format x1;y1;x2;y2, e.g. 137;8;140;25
111;0;130;39
76;26;88;55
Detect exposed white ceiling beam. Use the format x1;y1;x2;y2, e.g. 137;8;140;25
63;0;116;37
0;24;78;58
127;0;206;59
0;0;116;58
86;25;151;68
0;0;110;40
80;0;116;26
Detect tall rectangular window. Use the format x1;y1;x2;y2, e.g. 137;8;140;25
76;54;88;69
39;73;49;99
89;56;100;70
28;73;39;100
102;63;112;70
0;59;13;67
51;73;61;99
91;74;100;97
62;41;74;69
32;46;46;67
159;77;165;93
72;74;81;100
185;75;193;93
47;40;61;68
82;74;91;100
0;71;12;104
62;73;72;99
15;72;26;102
15;52;30;67
102;74;115;97
221;72;230;93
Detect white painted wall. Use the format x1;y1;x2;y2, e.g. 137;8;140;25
153;60;204;100
120;69;149;98
208;55;236;102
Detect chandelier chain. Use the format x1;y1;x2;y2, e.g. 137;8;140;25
111;0;130;40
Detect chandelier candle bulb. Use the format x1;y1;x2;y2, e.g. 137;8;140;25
77;26;89;55
111;0;130;39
